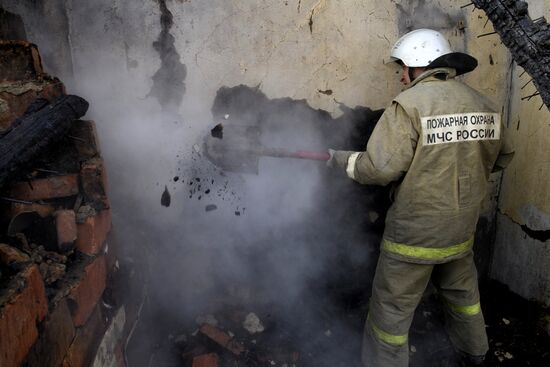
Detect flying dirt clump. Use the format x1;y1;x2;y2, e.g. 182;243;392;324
161;185;171;207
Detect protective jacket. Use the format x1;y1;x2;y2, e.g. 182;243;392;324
333;67;514;264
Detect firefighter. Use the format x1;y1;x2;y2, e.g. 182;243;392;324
327;29;514;366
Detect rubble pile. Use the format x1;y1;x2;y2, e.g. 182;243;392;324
0;41;122;367
170;311;301;367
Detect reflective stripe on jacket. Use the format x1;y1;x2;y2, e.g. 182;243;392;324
336;68;514;264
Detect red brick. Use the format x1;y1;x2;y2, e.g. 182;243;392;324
25;299;76;367
56;210;77;252
69;120;101;159
0;243;30;265
75;209;112;255
68;256;107;327
62;305;105;367
192;353;219;367
9;174;79;201
80;158;109;208
199;324;245;356
0;265;48;367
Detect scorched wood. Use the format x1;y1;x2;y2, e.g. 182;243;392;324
0;95;89;188
472;0;550;110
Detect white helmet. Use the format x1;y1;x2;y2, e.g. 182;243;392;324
390;29;452;67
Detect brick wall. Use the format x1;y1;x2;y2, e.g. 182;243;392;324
0;42;125;367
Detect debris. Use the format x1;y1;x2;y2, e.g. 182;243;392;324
205;204;217;212
504;352;513;359
211;123;223;139
174;334;187;347
224;114;229;120
193;144;201;153
196;314;219;327
182;345;209;361
39;261;66;284
0;243;30;265
502;318;510;325
161;185;171;207
324;329;332;337
192;353;219;367
243;312;265;334
199;324;245;356
76;205;96;223
410;345;417;353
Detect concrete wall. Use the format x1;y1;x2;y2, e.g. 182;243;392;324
490;0;550;307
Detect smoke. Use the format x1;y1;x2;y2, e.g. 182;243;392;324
10;0;390;365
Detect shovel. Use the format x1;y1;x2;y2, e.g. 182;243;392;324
204;124;330;174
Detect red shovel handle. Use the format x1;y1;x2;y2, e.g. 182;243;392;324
259;148;331;161
292;150;331;161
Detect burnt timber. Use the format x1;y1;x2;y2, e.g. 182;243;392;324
0;95;89;188
472;0;550;109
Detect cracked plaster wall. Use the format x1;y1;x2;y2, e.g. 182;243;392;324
0;0;516;125
1;0;512;115
490;0;550;307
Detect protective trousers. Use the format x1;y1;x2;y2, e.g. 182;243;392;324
362;251;488;367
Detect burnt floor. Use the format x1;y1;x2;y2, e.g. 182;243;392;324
125;276;549;367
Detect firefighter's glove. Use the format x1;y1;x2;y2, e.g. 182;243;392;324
326;149;351;169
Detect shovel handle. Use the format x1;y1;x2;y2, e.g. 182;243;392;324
260;148;330;161
291;150;331;161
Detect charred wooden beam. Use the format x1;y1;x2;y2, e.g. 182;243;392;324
0;95;89;188
471;0;550;109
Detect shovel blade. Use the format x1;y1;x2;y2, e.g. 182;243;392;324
204;124;261;174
